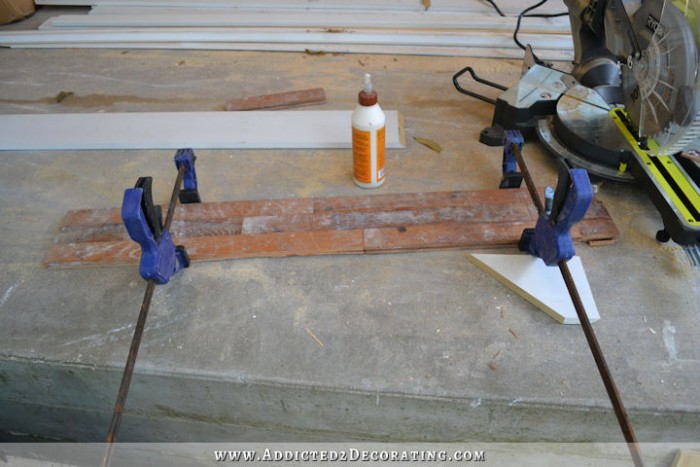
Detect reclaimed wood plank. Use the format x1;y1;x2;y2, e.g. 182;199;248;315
312;189;535;213
60;198;314;228
43;230;365;268
55;218;244;244
241;205;533;235
44;189;618;269
363;222;529;252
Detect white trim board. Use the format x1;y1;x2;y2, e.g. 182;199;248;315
468;254;600;325
0;28;574;50
0;110;405;151
36;0;567;15
87;4;566;15
40;12;571;34
6;42;575;61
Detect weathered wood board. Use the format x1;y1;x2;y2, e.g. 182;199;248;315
43;188;619;269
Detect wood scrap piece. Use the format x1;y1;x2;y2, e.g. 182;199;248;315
54;91;74;103
305;328;325;347
413;136;442;153
225;87;326;111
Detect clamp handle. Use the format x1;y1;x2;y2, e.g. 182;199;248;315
121;149;202;283
122;179;189;285
175;148;201;204
520;160;593;265
500;130;524;189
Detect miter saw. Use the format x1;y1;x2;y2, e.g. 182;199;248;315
456;0;700;249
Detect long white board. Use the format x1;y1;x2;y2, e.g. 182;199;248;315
35;0;567;15
40;12;570;34
0;27;574;50
0;110;405;151
6;41;574;60
0;28;574;61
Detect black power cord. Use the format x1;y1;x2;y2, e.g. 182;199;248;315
453;1;569;104
514;0;569;52
482;0;568;57
483;0;506;17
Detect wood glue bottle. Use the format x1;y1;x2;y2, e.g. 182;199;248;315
352;73;386;188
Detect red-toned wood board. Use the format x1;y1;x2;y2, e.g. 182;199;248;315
43;188;619;269
225;87;326;111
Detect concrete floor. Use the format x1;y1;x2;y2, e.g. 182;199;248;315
0;5;699;453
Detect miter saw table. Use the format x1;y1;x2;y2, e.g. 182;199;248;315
456;0;700;251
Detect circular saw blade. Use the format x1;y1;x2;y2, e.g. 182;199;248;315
621;0;700;154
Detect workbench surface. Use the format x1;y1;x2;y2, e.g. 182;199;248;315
0;16;698;448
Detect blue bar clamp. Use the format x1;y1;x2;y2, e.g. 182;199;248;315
500;130;525;189
121;149;201;284
519;159;594;266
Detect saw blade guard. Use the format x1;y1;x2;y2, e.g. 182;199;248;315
622;0;700;154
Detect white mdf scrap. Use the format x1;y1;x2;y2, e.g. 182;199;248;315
0;110;405;151
468;253;600;325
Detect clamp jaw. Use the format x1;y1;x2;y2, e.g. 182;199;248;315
519;160;594;266
121;149;201;284
500;130;525;189
175;148;201;204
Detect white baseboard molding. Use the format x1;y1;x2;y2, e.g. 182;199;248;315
36;0;567;15
40;11;570;34
0;110;405;151
7;41;574;61
0;27;574;51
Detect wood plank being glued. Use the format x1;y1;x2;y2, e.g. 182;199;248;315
44;188;619;269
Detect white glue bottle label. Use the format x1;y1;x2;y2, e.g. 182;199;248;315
352;73;386;188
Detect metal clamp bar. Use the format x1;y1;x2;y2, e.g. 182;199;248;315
512;143;644;467
102;164;187;467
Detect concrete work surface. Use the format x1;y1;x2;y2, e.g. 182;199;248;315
1;8;699;461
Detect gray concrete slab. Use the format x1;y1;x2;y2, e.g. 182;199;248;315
0;30;698;446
